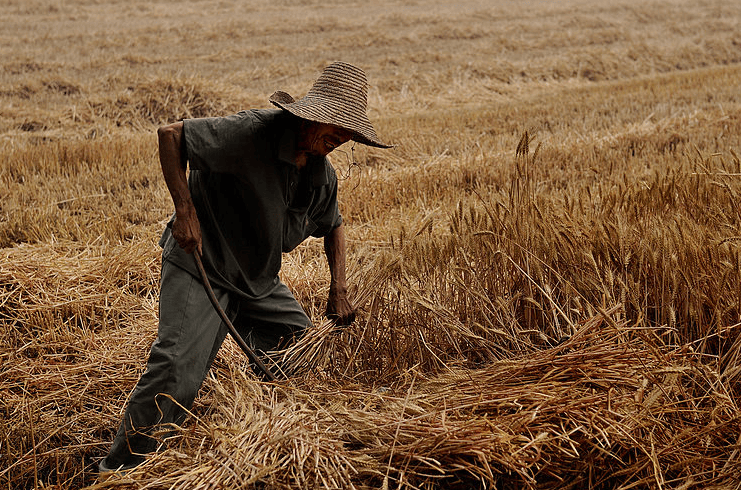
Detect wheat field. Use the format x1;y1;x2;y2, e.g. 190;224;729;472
1;0;741;488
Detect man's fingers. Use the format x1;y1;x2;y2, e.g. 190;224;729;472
326;293;356;326
329;309;356;326
175;234;194;253
172;226;201;254
172;212;202;254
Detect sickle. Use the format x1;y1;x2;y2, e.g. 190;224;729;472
193;252;278;382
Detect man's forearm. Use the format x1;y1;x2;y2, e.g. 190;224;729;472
157;122;191;213
324;223;355;324
324;223;348;292
158;121;201;254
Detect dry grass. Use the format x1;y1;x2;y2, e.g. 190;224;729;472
88;314;741;489
0;242;160;489
2;0;741;488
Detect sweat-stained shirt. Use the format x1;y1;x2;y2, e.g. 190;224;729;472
158;109;343;300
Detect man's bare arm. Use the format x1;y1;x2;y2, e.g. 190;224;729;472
324;223;356;325
157;121;202;255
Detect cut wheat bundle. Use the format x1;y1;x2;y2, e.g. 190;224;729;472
86;307;740;489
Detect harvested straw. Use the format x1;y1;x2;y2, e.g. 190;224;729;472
6;240;737;489
78;76;248;131
89;307;740;489
0;241;161;489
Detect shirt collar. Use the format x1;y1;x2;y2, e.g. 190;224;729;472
277;118;330;187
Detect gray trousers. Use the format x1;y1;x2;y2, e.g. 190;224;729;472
101;259;310;470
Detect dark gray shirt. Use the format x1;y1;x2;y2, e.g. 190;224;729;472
159;109;343;299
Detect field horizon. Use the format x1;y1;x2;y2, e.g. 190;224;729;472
2;0;740;488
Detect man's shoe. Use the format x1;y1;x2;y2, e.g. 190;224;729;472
97;459;139;481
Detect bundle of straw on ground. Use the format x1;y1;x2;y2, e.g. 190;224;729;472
81;309;739;489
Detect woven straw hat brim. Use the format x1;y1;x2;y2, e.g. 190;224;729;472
271;95;391;149
268;61;392;149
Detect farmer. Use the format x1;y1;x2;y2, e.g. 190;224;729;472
99;61;391;474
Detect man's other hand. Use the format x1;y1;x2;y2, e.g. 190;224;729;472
325;286;356;326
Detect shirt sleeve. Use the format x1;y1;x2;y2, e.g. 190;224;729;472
183;111;263;175
310;162;343;238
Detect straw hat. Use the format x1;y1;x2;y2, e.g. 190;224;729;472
269;61;392;149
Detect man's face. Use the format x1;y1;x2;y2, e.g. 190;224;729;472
299;122;353;157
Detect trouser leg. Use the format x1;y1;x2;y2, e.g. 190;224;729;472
235;281;312;378
102;260;230;470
